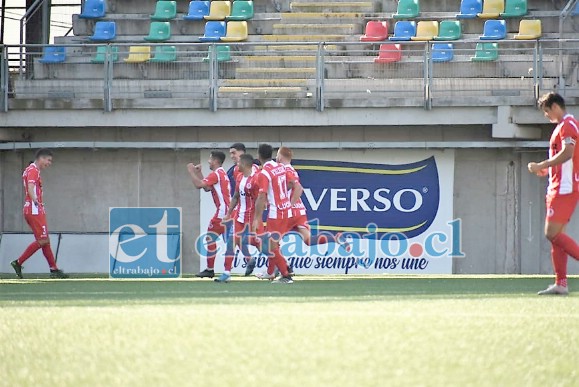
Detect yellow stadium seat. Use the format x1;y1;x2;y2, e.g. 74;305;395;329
204;1;231;21
514;20;541;40
124;46;151;63
478;0;504;18
221;21;248;42
411;21;439;41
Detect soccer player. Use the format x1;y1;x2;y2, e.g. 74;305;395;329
528;92;579;295
187;151;231;279
10;149;68;279
253;144;298;284
228;143;260;194
222;154;263;280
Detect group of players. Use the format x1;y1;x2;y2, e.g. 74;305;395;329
187;143;343;284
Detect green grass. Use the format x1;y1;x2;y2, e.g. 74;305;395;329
1;276;578;387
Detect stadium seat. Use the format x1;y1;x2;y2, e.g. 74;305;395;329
89;21;116;41
574;2;579;16
199;21;227;42
91;45;119;63
144;22;172;42
151;1;177;21
227;1;254;21
389;21;416;41
471;42;498;61
204;1;231;21
184;1;210;21
360;21;389;42
434;20;461;40
480;20;506;40
393;0;420;19
478;0;504;19
374;44;402;63
203;45;232;62
124;46;151;63
456;0;482;19
79;0;106;19
220;21;248;42
501;0;527;17
514;20;541;40
150;45;177;62
432;43;454;62
411;21;438;41
38;46;66;63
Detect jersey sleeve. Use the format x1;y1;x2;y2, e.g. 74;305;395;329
286;168;299;184
256;172;270;194
560;120;579;145
26;168;39;185
202;171;218;187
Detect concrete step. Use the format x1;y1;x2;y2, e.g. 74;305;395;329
218;86;311;98
221;78;314;87
235;67;316;79
260;34;352;42
251;44;342;53
241;55;317;67
273;23;361;35
280;12;365;23
290;2;376;13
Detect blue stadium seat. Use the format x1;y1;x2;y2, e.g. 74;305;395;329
479;20;506;40
89;21;116;41
574;2;579;15
79;0;106;19
38;46;66;63
456;0;482;19
199;21;227;42
432;43;454;62
389;21;416;41
184;1;210;21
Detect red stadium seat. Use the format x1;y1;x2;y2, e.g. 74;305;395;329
374;44;402;63
360;21;389;42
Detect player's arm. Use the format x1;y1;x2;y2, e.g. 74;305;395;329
289;180;303;205
529;139;575;174
253;193;267;232
225;190;240;221
27;182;38;205
186;163;211;192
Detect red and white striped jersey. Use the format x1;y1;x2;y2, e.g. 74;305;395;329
256;160;292;220
233;163;259;184
235;171;259;224
22;163;45;215
284;163;307;217
548;114;579;197
202;167;231;219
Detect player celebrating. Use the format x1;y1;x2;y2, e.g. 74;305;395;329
222;154;263;281
528;92;579;295
10;149;68;279
187;151;231;279
228;143;260;194
253;144;298;284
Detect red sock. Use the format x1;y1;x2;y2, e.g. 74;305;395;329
207;243;216;270
551;233;579;261
224;256;233;271
41;244;58;270
273;248;289;277
267;255;276;276
551;243;568;288
17;241;41;265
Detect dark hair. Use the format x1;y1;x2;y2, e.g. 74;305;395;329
538;92;566;110
35;148;53;159
239;153;254;166
210;150;226;165
258;143;273;161
230;143;246;152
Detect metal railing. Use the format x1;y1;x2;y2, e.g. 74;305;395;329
0;39;576;113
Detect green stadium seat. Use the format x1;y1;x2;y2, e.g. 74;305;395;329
393;0;420;19
150;45;177;62
203;45;232;62
151;1;177;21
501;0;527;18
227;1;254;21
434;20;462;40
471;42;498;62
91;45;119;63
144;21;172;42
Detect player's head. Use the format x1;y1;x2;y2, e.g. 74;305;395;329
229;143;246;164
34;148;53;169
208;150;226;170
258;143;273;164
239;154;254;174
276;146;293;164
538;92;566;123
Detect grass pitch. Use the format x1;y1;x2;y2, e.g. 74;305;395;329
1;275;578;387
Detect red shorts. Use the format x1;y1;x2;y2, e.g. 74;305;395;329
234;220;263;247
288;214;309;231
546;193;579;224
25;213;49;240
266;218;291;241
207;215;226;236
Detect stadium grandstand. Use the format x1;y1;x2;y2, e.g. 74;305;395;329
1;0;579;276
